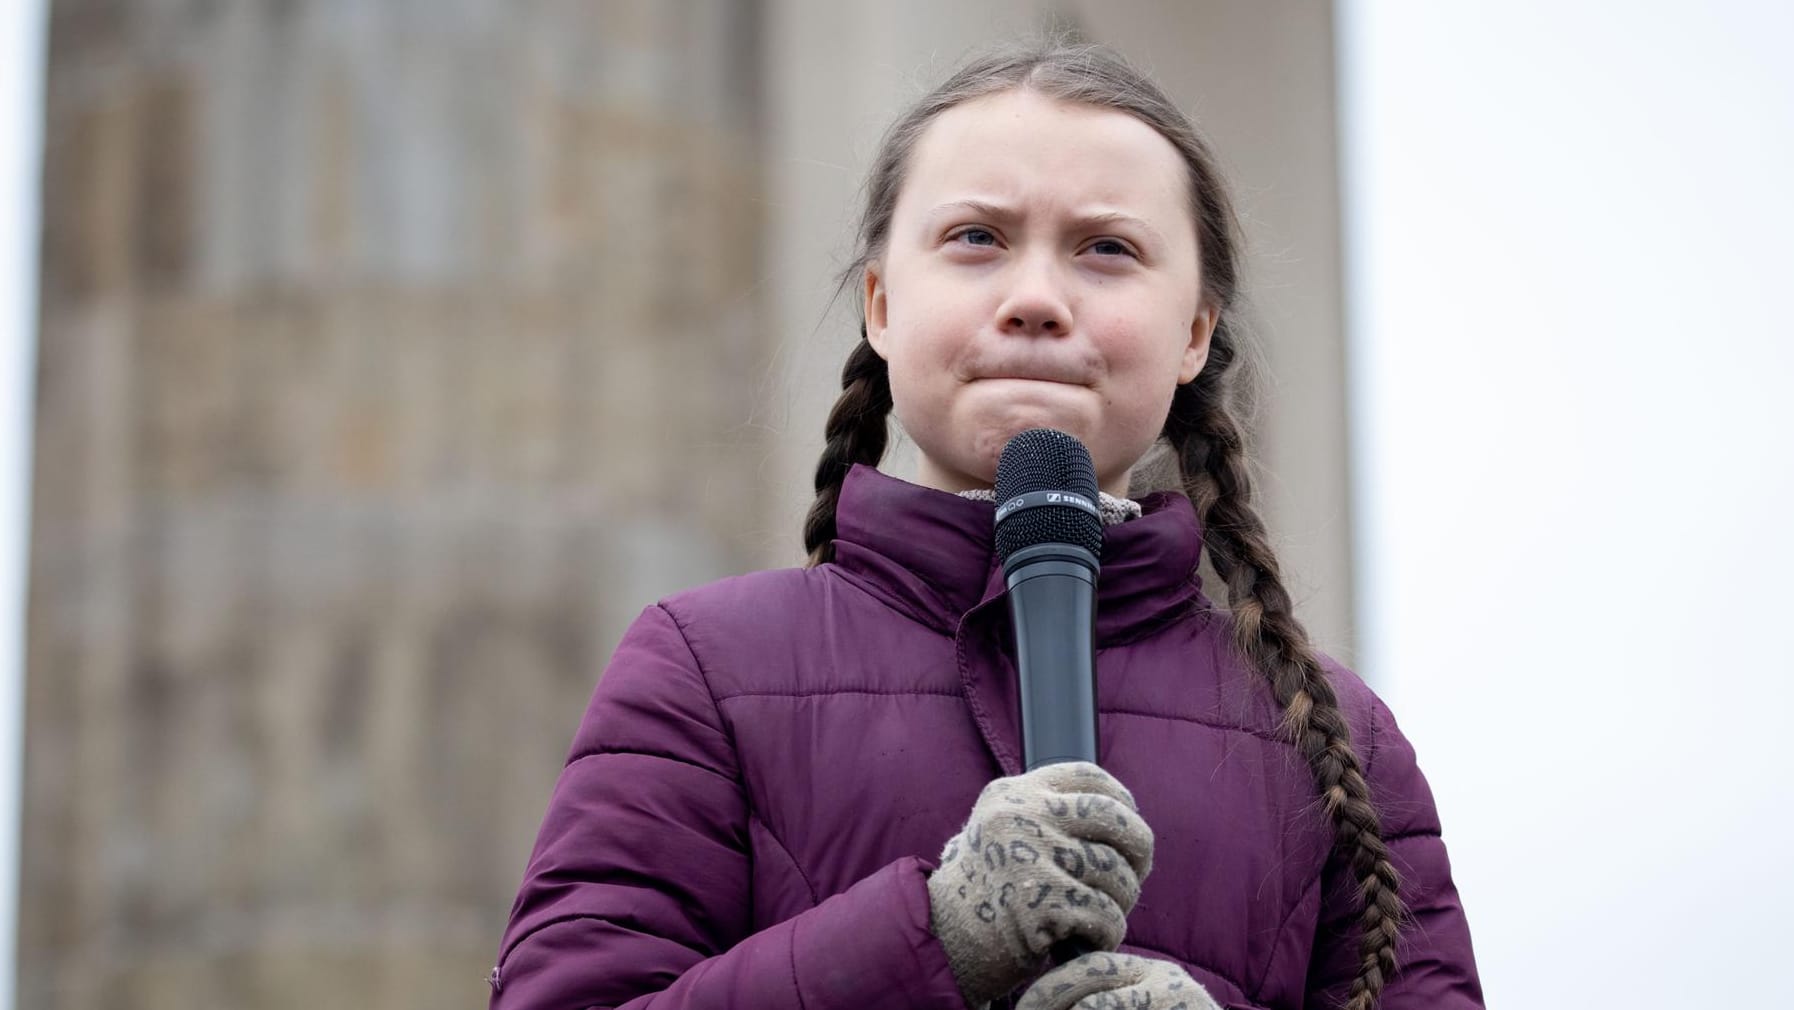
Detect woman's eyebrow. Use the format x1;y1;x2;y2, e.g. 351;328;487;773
925;199;1165;243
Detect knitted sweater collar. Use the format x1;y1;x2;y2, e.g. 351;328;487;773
952;486;1144;525
828;464;1209;644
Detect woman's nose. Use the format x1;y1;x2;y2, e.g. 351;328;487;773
995;254;1073;336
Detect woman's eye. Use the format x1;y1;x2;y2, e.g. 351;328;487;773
1088;238;1137;258
950;227;999;248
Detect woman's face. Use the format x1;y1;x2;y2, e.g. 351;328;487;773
864;88;1216;498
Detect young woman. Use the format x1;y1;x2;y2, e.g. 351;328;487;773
490;41;1482;1010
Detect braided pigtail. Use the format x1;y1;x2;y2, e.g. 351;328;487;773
1164;325;1405;1009
802;331;893;566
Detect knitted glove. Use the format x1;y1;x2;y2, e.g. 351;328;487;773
927;762;1154;1009
1016;952;1221;1010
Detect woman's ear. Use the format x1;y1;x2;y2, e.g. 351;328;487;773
863;264;890;359
1180;303;1219;383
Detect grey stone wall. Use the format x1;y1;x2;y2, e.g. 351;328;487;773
24;2;766;1006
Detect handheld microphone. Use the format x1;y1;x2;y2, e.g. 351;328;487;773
995;428;1103;771
994;428;1104;965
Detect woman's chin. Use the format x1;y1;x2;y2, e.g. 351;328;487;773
970;399;1095;453
906;393;1101;490
952;422;1098;489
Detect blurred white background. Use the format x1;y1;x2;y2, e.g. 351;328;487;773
1341;2;1794;1005
2;1;46;1008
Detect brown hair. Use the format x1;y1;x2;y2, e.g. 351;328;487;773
802;41;1404;1009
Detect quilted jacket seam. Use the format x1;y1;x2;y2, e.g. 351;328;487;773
656;602;748;790
562;746;736;782
1248;868;1323;998
499;912;702;973
1096;571;1216;646
821;565;953;635
1103;707;1296;749
788;916;811;1010
1384;828;1442;844
750;811;821;906
717;686;963;701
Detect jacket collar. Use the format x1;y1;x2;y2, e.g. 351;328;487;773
829;464;1210;644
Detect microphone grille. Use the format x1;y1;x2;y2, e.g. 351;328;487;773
994;429;1103;563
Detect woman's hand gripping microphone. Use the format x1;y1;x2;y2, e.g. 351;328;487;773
926;762;1154;1010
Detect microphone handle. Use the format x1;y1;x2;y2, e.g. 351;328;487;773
1004;544;1099;772
1005;542;1100;969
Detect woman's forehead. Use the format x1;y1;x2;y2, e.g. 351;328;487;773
899;90;1191;222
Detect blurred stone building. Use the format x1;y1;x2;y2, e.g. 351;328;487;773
21;1;1349;1007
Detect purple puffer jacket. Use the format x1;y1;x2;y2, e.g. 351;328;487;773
490;465;1482;1009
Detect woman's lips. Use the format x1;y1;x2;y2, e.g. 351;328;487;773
965;356;1099;386
973;371;1090;385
